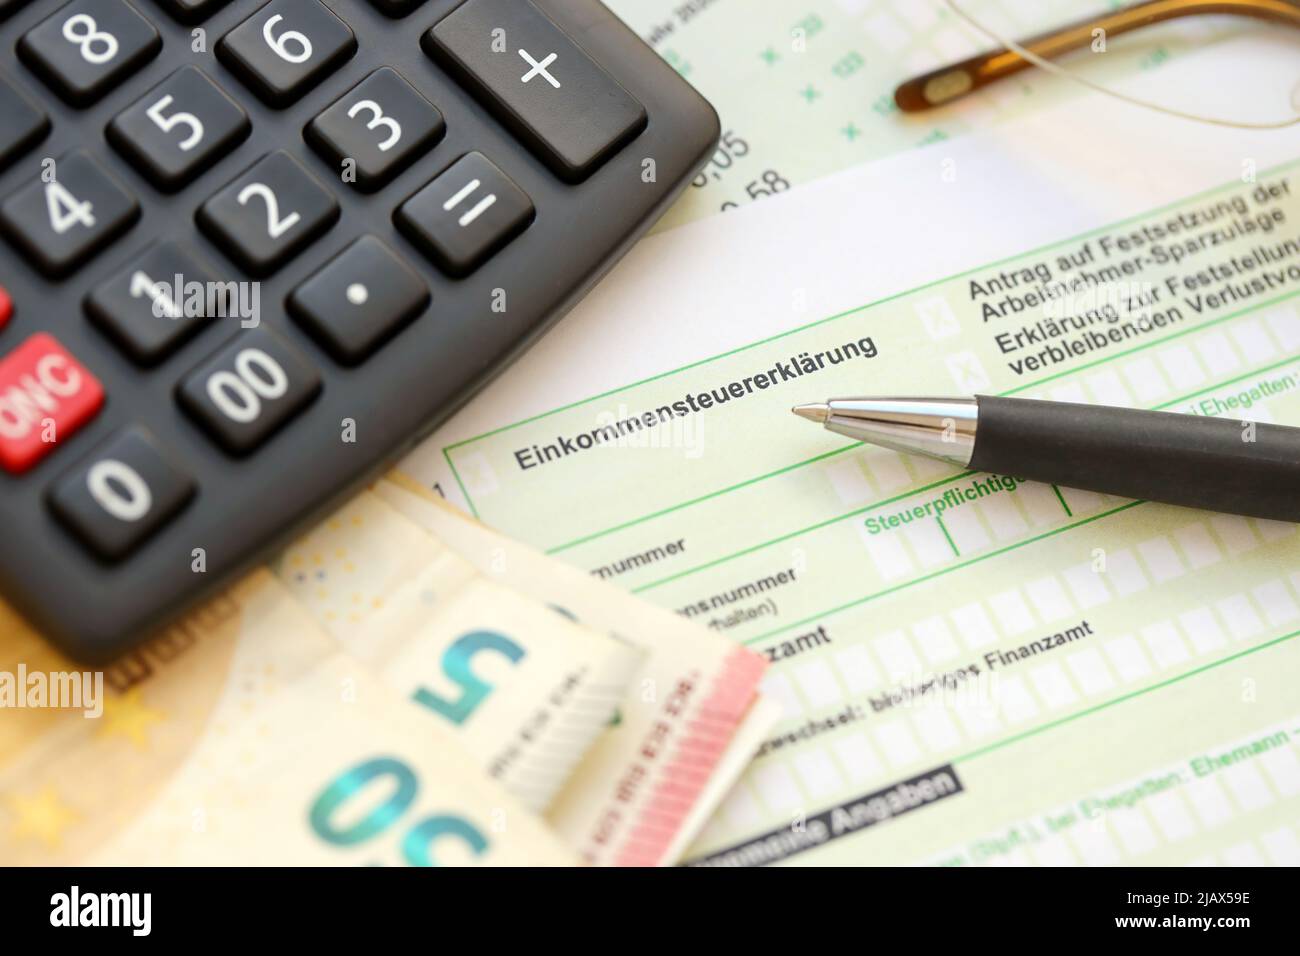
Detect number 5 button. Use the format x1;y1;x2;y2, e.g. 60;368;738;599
108;67;251;192
177;326;321;454
48;426;195;561
197;151;339;276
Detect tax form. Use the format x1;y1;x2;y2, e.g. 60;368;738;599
399;35;1300;865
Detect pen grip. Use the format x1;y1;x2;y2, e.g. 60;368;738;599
969;396;1300;522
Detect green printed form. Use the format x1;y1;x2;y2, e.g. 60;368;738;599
442;168;1300;865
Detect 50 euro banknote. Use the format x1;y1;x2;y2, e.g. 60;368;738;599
0;572;575;866
274;492;644;813
373;475;777;866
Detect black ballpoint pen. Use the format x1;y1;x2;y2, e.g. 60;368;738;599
791;396;1300;523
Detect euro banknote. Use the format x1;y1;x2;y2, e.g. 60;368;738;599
0;572;575;866
375;474;773;866
275;491;643;812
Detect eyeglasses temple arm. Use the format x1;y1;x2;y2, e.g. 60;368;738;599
895;0;1300;112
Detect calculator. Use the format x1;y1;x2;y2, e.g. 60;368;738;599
0;0;719;662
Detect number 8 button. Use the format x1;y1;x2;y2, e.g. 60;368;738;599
18;0;161;107
177;327;321;454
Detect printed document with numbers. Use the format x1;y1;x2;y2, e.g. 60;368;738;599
401;37;1300;865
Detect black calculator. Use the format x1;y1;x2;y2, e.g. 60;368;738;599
0;0;719;662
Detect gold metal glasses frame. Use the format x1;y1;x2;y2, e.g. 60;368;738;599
895;0;1300;113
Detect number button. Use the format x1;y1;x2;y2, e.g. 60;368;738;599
47;426;195;561
289;236;430;364
0;150;140;278
425;0;645;182
216;0;357;108
108;67;251;192
177;326;321;454
197;151;339;276
85;241;226;365
395;152;533;277
17;0;161;107
0;333;104;474
0;73;50;173
306;68;446;193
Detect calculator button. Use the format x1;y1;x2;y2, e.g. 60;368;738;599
108;67;252;193
395;152;533;277
0;73;50;173
425;0;646;182
18;0;162;108
0;150;141;278
216;0;358;108
306;68;446;193
152;0;232;24
0;333;104;474
0;285;11;330
197;151;339;277
47;425;195;561
177;326;320;454
289;236;429;364
85;241;224;365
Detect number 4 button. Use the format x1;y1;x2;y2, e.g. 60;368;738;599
0;150;140;278
197;151;339;276
108;66;251;192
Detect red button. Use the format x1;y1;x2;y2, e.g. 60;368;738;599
0;334;104;474
0;285;11;330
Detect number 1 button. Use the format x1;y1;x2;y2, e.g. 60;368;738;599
217;0;357;108
197;151;339;276
108;67;251;192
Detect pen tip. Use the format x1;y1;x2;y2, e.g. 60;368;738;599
792;403;830;424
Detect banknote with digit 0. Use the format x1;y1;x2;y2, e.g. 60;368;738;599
375;475;773;866
276;491;644;813
0;572;575;866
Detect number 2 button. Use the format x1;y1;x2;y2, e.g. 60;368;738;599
177;327;321;454
109;67;251;192
197;151;339;276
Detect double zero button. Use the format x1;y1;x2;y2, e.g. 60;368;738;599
177;327;321;455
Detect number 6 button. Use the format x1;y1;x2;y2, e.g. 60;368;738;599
197;151;339;276
108;66;251;192
177;326;321;454
48;426;195;561
217;0;357;108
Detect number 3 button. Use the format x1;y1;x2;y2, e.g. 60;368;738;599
177;326;321;454
109;66;251;192
307;68;446;193
197;151;339;276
